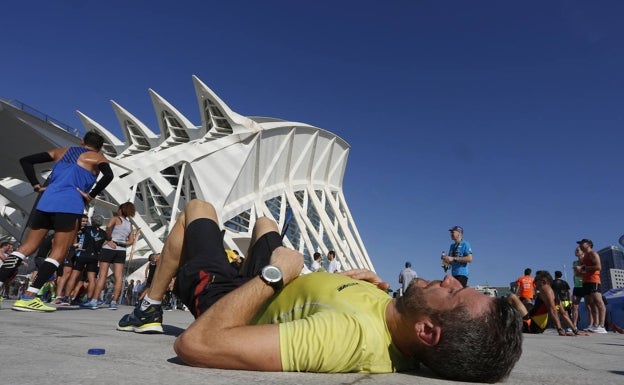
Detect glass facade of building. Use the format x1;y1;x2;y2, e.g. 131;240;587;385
597;245;624;292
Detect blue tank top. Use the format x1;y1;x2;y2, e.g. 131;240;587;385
37;147;98;214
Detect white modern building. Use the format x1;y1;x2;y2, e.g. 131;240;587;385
0;76;373;275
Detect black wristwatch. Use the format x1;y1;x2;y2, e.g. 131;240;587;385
259;265;284;292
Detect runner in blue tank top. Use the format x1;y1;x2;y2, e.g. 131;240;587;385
0;131;114;312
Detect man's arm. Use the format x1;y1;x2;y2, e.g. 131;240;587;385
19;151;54;189
540;288;565;335
174;246;303;370
588;251;601;272
340;269;390;291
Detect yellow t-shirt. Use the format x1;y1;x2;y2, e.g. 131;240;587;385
253;273;418;373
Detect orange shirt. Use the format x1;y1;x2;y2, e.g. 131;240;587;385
582;252;601;284
516;275;534;300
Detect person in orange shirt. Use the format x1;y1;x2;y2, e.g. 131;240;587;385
515;268;535;306
574;238;607;333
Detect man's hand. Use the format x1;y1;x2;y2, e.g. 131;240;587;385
340;269;389;291
76;188;94;204
269;247;304;285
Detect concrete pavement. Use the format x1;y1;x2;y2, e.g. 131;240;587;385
0;300;622;385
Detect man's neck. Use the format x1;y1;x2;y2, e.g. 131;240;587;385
386;299;418;357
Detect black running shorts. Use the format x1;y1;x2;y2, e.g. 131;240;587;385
30;210;82;232
173;218;282;318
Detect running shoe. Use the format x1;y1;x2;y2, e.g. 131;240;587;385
12;296;56;312
591;326;607;334
109;301;118;310
57;297;71;306
80;299;99;309
53;296;67;305
117;304;163;333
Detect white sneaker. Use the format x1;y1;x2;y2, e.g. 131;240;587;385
591;326;607;334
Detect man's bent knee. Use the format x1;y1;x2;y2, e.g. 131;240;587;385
184;199;217;223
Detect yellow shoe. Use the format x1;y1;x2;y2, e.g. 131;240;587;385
12;297;56;312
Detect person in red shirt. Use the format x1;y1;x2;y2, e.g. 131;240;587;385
515;268;535;306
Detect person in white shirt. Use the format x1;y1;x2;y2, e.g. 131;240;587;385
327;250;341;273
310;252;324;272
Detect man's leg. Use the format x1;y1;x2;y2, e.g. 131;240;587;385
12;226;77;312
179;215;282;318
0;228;47;287
590;291;606;331
117;199;220;333
238;216;281;277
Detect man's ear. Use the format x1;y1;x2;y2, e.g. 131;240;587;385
414;319;441;347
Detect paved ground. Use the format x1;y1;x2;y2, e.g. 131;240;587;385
0;299;623;385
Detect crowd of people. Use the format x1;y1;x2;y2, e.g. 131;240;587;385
507;238;614;335
0;132;159;312
0;130;618;383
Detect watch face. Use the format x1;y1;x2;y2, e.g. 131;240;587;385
263;265;282;282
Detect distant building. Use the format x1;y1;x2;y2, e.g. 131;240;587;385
597;246;624;292
0;76;374;277
610;269;624;290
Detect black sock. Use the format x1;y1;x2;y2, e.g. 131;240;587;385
32;260;60;289
0;254;24;282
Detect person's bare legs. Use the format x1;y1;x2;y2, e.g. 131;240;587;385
93;261;111;302
238;216;279;276
110;262;125;303
589;291;606;328
24;229;78;296
63;269;82;302
144;199;220;302
557;306;577;331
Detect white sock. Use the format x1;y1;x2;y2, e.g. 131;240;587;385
140;295;161;311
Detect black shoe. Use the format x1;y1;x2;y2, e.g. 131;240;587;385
117;304;163;333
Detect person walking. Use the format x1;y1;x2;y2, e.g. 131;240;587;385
0;131;113;312
441;226;473;287
398;261;418;295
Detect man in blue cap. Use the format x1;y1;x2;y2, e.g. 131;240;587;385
441;226;472;287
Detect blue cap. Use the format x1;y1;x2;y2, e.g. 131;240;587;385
87;348;105;355
405;261;411;267
449;226;463;233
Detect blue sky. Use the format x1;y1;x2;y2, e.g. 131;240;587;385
2;1;623;288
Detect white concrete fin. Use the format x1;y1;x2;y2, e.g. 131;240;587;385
148;89;206;146
191;75;260;136
110;100;161;156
